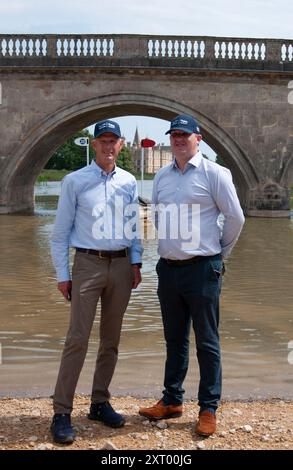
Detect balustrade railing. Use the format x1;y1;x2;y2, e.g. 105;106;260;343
147;39;205;58
55;36;114;57
0;36;47;57
147;37;268;60
213;40;266;60
0;34;292;67
281;41;293;62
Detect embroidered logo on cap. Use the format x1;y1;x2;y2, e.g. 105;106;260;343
99;122;116;130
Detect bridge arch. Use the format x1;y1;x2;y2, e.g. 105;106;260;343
3;92;258;213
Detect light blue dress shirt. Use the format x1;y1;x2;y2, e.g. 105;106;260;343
51;160;143;282
152;151;245;260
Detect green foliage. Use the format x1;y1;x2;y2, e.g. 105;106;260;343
202;153;227;168
133;173;154;180
215;154;227;168
45;129;95;171
116;146;134;173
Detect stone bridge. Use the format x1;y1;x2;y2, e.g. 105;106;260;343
0;34;293;216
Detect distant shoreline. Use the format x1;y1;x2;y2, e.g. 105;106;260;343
36;169;155;183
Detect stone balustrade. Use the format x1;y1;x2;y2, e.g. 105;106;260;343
0;34;292;69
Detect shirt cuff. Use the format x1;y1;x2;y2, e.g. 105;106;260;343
56;269;71;283
129;252;142;265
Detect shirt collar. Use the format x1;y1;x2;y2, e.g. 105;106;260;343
90;159;117;177
172;150;203;170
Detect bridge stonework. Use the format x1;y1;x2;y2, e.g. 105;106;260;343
0;34;292;216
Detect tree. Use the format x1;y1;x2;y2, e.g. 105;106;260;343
215;155;227;168
45;129;95;171
116;146;134;173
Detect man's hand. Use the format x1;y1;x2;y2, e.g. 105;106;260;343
58;280;72;301
131;265;142;289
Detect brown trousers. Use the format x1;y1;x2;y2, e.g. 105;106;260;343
53;251;133;414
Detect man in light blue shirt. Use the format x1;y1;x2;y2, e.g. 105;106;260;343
50;119;143;444
139;114;244;437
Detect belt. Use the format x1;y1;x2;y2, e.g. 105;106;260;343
76;248;128;258
161;255;206;266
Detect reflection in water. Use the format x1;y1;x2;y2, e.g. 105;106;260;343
0;182;292;399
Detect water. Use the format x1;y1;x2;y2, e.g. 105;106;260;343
0;180;292;399
34;179;153;200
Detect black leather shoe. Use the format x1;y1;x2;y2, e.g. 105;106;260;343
50;413;75;444
88;402;125;428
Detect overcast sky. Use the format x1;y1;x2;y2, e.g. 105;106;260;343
0;0;292;38
1;0;292;151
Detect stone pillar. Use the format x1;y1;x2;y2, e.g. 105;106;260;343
0;182;34;214
114;36;148;58
47;35;57;58
266;39;281;62
204;38;215;60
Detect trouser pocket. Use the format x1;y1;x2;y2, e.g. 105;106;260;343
209;258;223;281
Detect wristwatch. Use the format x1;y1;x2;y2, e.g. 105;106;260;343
132;263;142;268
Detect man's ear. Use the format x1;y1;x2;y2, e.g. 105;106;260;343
91;138;97;150
197;134;202;143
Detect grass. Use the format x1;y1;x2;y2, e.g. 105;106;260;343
36;169;71;183
36;169;155;183
133;173;155;180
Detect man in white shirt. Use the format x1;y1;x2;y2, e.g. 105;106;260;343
139;114;244;436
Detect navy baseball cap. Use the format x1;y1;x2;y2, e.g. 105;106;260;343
165;114;201;135
94;119;121;138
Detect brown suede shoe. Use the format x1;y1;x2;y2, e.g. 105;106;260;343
139;399;183;420
195;410;216;436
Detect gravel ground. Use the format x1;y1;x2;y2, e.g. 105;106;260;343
0;396;292;450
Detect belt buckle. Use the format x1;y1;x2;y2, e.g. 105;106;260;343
98;251;108;259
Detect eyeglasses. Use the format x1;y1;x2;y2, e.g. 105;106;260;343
170;132;191;138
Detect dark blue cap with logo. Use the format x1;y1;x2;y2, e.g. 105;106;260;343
94;119;121;138
165;114;201;135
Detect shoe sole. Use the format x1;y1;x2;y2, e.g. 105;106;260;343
195;425;216;437
50;431;75;444
139;411;182;421
87;414;125;428
195;430;215;437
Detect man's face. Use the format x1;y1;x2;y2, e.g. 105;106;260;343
170;131;201;160
92;132;124;169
